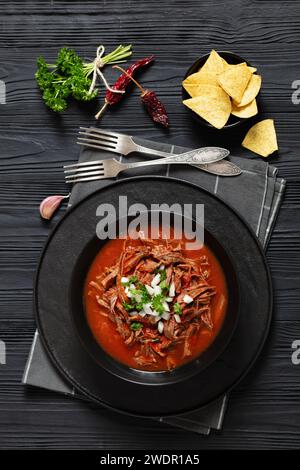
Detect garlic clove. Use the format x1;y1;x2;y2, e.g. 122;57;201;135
39;194;69;220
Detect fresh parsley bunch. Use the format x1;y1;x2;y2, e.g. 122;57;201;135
35;45;132;112
35;48;97;112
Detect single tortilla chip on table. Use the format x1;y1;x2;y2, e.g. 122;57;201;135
242;119;278;157
231;99;258;118
183;85;231;129
218;62;252;102
234;74;262;107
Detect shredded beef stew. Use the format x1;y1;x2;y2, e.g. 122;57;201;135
84;236;227;371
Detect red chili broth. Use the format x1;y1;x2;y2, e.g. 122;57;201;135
84;229;228;372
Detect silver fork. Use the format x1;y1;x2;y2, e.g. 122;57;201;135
78;127;219;159
64;150;228;184
77;127;241;177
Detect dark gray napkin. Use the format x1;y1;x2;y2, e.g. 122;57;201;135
23;134;285;435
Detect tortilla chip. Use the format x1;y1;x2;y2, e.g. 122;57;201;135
248;66;257;73
218;63;252;102
235;74;261;107
221;57;230;70
182;69;219;92
183;83;201;97
182;71;204;85
200;49;225;76
231;99;258;118
242;119;278;157
183;82;225;98
222;62;256;74
183;86;231;129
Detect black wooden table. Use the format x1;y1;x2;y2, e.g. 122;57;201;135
0;0;299;449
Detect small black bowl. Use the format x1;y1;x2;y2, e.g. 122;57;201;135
71;211;239;387
182;51;255;130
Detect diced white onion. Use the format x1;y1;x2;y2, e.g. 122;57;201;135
143;303;153;315
159;264;165;271
129;310;138;316
134;294;142;303
158;321;164;334
121;277;129;284
151;273;161;288
125;286;132;298
145;284;155;296
153;285;162;296
130;284;135;290
169;282;175;298
165;297;173;303
163;301;170;312
183;294;193;304
138;310;147;317
162;312;170;321
152;310;160;317
174;314;181;323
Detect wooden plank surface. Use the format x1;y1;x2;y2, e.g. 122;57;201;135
0;0;300;449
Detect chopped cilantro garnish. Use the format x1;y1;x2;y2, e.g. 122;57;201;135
130;322;143;331
135;303;144;312
122;301;134;312
124;283;151;313
151;294;165;315
122;275;138;287
159;279;169;293
154;268;166;279
173;302;182;315
137;284;151;303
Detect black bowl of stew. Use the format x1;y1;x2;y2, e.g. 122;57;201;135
71;211;239;386
35;176;272;416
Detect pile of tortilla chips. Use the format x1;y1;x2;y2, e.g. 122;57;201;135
182;49;261;129
182;49;278;158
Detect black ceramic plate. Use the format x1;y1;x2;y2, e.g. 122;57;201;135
35;176;272;417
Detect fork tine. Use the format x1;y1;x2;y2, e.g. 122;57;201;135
76;141;119;153
64;159;107;170
77;136;117;148
64;164;104;174
65;174;108;184
78;131;117;144
79;127;119;140
65;168;105;180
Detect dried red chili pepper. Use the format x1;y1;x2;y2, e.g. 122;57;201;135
95;55;154;119
141;90;169;128
113;65;169;128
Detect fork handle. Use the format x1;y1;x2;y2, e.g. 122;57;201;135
132;143;173;158
124;147;228;169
